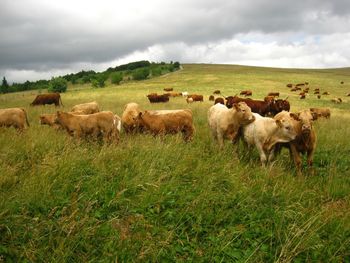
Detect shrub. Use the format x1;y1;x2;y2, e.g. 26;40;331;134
132;68;150;80
48;77;67;93
110;72;123;85
174;61;180;69
151;67;162;77
91;74;108;88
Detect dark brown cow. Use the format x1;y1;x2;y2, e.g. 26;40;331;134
271;98;290;115
30;93;63;106
240;90;252;96
164;88;173;92
314;88;320;92
147;94;169;103
322;91;330;95
213;90;221;94
225;96;273;116
347;93;350;96
209;95;215;101
317;95;321;99
300;94;306;99
214;97;225;105
267;92;279;97
296;83;305;87
314;91;320;94
286;84;293;88
291;88;298;92
341;81;344;84
188;94;204;102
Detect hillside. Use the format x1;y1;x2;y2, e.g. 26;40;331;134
0;64;349;262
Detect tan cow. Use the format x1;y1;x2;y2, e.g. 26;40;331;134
121;102;142;133
39;113;61;130
208;102;255;148
71;101;100;114
310;108;331;119
242;111;297;166
56;111;119;143
275;110;317;175
135;109;195;141
0;108;30;131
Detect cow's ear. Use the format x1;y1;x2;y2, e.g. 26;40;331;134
233;103;240;110
275;119;283;127
290;113;300;121
311;112;318;121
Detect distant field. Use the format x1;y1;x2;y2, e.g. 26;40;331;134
1;64;349;262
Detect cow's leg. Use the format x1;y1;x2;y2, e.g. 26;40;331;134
256;143;267;166
306;147;315;167
290;144;302;176
217;131;224;149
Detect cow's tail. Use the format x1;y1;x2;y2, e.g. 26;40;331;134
21;108;30;127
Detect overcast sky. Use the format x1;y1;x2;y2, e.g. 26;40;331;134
1;0;350;83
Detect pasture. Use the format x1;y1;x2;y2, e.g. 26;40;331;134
1;64;350;262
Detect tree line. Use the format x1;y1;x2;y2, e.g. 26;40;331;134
0;61;180;93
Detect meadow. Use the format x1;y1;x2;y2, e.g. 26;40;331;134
0;64;349;262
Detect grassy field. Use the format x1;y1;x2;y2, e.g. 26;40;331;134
0;64;349;262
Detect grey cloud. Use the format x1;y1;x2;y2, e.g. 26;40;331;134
1;0;350;82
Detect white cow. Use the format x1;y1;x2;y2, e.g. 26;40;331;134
208;102;255;148
242;111;297;166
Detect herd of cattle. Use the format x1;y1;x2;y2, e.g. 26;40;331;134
0;86;340;174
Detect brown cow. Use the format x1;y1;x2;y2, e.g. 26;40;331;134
296;83;305;87
314;91;320;94
271;98;290;115
121;102;142;133
341;81;344;84
187;94;204;102
30;93;63;106
135;109;195;142
39;113;61;130
286;84;293;88
300;94;306;99
209;95;215;101
240;90;252;96
56;111;119;143
317;95;321;99
71;101;100;114
147;94;169;103
214;97;225;105
164;88;173;92
347;93;350;96
310;108;331;119
322;91;330;95
268;92;280;97
0;108;30;131
275;110;317;175
225;96;273;116
213;90;221;94
331;98;342;104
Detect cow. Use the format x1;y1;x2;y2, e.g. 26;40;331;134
208;102;255;148
134;109;195;142
209;95;215;101
286;84;293;88
317;95;321;99
186;97;194;103
214;97;225;105
56;111;119;143
310;108;331;119
226;96;273;116
121;102;142;133
267;92;280;97
275;110;317;175
300;94;306;99
314;88;320;92
30;93;63;106
291;88;298;92
181;92;188;97
322;91;330;95
347;93;350;97
168;92;182;97
71;101;100;114
39;113;61;130
314;91;320;94
270;98;290;115
187;94;204;102
213;90;221;94
164;88;173;92
296;83;305;87
242;111;297;166
240;90;252;96
0;108;30;131
147;94;169;103
341;81;344;84
331;98;342;104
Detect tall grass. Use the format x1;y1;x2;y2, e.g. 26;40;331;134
0;64;349;262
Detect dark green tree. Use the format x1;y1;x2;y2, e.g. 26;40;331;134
1;77;10;93
110;72;123;85
48;77;67;93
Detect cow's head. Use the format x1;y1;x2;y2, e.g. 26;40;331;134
293;110;317;134
274;111;298;142
234;102;255;124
